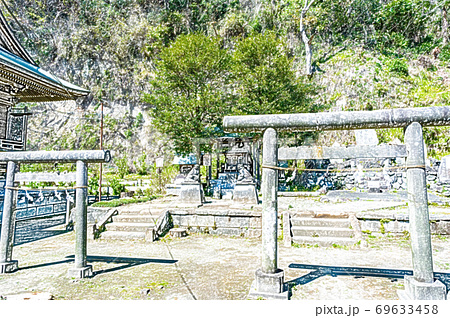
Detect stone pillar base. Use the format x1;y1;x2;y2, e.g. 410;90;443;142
248;269;289;300
179;183;204;204
0;260;18;274
233;183;259;204
398;276;447;300
145;228;155;242
68;265;93;279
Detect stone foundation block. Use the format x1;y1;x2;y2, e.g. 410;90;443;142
145;228;155;242
170;228;188;238
233;183;259;204
68;265;93;279
179;183;204;204
398;276;447;300
0;260;18;274
248;269;289;300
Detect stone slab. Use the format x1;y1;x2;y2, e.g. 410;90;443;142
179;183;204;204
214;216;250;228
438;155;450;183
233;183;259;204
169;228;187;238
145;228;155;242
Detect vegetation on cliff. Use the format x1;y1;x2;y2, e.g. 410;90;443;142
2;0;450;179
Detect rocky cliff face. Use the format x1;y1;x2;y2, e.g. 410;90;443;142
3;0;450;171
5;1;170;171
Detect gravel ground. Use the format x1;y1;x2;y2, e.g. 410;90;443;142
1;195;450;301
1;226;450;300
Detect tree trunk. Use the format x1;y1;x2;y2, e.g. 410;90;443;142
194;140;202;183
300;0;314;76
302;29;312;75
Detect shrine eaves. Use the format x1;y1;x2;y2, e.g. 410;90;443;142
0;10;89;151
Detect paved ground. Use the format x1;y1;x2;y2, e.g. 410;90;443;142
1;193;450;300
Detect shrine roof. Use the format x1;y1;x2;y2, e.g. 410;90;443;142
0;46;89;102
0;10;89;104
173;154;197;165
0;46;88;90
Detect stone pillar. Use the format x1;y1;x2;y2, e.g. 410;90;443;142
65;195;72;228
261;128;278;274
249;128;288;299
399;122;447;300
68;160;93;278
0;161;18;273
282;211;292;248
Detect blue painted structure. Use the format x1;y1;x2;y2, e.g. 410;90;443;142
0;189;74;221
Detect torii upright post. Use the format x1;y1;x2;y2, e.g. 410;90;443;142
400;122;447;299
68;160;91;278
249;128;288;299
0;161;18;273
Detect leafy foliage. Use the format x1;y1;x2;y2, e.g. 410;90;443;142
5;0;450;160
144;32;233;155
232;31;317;115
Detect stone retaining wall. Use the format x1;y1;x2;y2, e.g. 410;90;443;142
169;209;264;238
289;158;450;196
357;214;450;235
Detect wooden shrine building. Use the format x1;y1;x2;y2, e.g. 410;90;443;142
0;10;88;154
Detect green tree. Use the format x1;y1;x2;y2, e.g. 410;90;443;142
143;32;232;158
232;31;317;115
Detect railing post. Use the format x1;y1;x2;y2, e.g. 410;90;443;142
68;160;93;278
399;122;447;300
0;161;18;273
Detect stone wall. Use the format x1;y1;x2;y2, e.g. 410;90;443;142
287;157;450;196
169;209;264;238
357;213;450;235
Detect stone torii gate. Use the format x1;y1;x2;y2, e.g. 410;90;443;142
0;150;111;278
223;106;450;300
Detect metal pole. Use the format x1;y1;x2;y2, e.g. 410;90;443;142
405;122;434;283
261;128;278;274
65;192;72;227
75;160;88;269
0;161;16;265
98;102;103;202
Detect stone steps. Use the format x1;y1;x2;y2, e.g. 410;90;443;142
291;226;354;238
292;236;356;247
100;231;146;240
105;222;154;232
112;215;158;223
291;217;351;228
290;216;358;247
100;205;167;241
